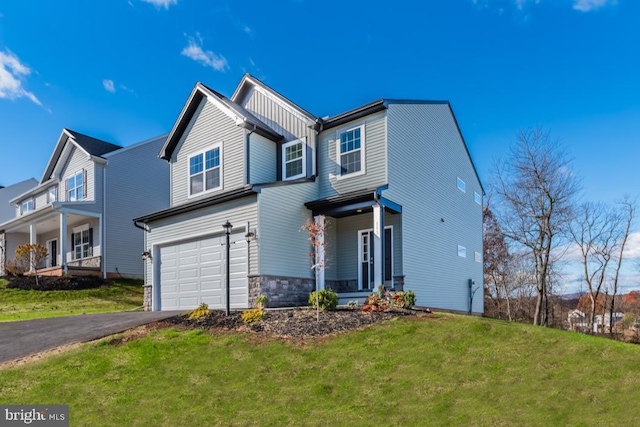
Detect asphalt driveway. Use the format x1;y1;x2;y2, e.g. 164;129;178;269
0;311;182;364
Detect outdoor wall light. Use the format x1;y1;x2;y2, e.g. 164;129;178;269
141;251;151;261
244;229;256;243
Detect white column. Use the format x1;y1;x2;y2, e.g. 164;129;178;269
314;214;325;290
29;224;37;273
60;212;68;274
373;204;384;288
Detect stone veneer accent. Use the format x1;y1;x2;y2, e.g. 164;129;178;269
68;256;101;268
143;285;152;311
248;275;315;308
326;276;405;293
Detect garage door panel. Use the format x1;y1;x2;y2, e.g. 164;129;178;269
159;232;248;311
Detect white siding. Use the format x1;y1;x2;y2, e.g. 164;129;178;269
385;103;483;313
249;133;277;184
171;99;246;206
317;111;387;198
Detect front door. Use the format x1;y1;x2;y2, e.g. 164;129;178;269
47;239;58;268
358;227;393;290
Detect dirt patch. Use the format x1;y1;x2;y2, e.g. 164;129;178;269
166;307;419;340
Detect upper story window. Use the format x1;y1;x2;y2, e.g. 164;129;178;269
474;191;482;205
189;145;222;196
67;170;85;201
458;245;467;258
283;139;306;180
457;177;466;193
338;125;364;177
48;186;58;204
21;198;34;215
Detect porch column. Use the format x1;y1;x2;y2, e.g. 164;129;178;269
314;214;325;290
60;212;68;274
373;203;385;288
29;224;37;273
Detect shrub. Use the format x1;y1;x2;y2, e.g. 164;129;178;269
308;289;338;311
256;294;269;309
4;259;26;277
362;294;389;312
242;308;265;324
402;290;417;309
6;276;106;291
186;303;210;320
347;300;359;308
363;290;417;312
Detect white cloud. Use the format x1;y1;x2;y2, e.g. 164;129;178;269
573;0;616;12
243;25;252;35
140;0;177;9
0;50;41;106
102;79;116;93
181;37;229;72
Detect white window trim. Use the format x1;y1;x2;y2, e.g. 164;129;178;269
458;245;467;258
357;226;394;291
457;177;466;193
282;138;306;181
187;143;224;198
48;186;58;204
474;191;482;205
67;170;85;201
336;124;366;180
21;198;35;215
72;224;91;260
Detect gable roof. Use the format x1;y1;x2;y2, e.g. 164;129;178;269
231;74;317;125
159;82;283;161
40;129;122;183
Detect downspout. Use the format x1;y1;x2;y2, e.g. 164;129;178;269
245;124;257;185
102;165;107;279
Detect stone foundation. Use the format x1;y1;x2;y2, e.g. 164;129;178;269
143;285;152;311
326;279;358;293
248;275;315;308
393;275;405;291
68;256;101;268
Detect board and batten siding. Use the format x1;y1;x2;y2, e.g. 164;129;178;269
104;136;169;277
317;111;387;199
170;99;246;207
144;196;258;286
385;103;483;313
256;182;317;279
249;133;277;184
241;87;316;176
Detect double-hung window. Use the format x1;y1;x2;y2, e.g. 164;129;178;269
68;171;84;201
21;198;34;214
338;126;364;177
48;186;57;204
73;226;92;259
189;145;222;196
283;139;305;180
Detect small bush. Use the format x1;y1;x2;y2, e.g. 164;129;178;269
402;291;416;309
256;294;269;309
308;289;338;311
6;276;106;291
186;303;210;320
363;290;417;312
347;300;359;308
362;294;389;312
242;308;265;324
4;259;26;277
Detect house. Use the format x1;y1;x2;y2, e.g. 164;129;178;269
567;309;589;332
0;178;38;224
594;312;624;334
0;129;169;278
134;74;484;313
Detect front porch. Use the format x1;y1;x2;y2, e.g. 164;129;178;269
30;256;103;277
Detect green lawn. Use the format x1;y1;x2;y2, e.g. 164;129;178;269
0;278;144;322
1;314;639;426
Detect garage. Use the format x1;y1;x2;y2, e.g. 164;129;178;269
157;232;248;311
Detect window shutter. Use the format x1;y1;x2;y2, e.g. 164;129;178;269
65;179;69;201
70;233;75;260
82;169;87;199
89;228;94;257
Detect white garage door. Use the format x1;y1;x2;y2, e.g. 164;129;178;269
158;232;248;311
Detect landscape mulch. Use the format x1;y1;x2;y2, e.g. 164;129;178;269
4;276;106;291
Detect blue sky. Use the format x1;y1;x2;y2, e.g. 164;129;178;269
1;0;639;290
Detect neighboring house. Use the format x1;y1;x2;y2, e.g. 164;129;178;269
567;309;589;332
0;178;38;271
0;129;169;278
134;74;484;313
594;312;624;334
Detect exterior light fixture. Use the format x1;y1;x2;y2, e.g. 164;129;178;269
141;251;151;260
244;230;256;243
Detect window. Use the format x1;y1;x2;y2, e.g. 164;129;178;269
283;139;306;180
72;226;92;260
458;245;466;258
474;191;482;205
475;252;482;263
457;177;466;193
67;171;84;201
21;198;34;214
48;186;57;204
338;126;363;176
189;145;221;196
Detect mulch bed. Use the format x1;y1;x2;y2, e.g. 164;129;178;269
4;276;106;291
166;307;417;338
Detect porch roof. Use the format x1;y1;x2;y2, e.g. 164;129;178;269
305;187;402;218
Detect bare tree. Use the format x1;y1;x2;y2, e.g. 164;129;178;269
492;127;579;326
483;204;513;321
608;197;635;335
15;243;49;286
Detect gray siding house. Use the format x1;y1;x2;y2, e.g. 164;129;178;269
134;74;484;314
0;129;169;278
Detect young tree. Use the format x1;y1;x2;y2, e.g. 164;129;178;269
492;127;580;326
483;204;513;321
302;216;329;321
15;243;49;286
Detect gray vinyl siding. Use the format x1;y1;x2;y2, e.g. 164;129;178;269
332;212;402;282
317;111;387;198
144;196;258;286
170;98;246;206
324;216;338;281
241;88;316;176
256;182;317;279
60;146;96;203
385;103;483;313
249;133;276;184
0;179;37;223
104;136;170;277
5;232;29;264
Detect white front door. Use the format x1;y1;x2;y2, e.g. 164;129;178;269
358;227;393;291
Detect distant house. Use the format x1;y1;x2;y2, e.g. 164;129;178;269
567;309;589;332
134;74;484;313
0;129;169;278
594;312;624;334
0;178;38;224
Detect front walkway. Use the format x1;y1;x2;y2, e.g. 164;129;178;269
0;311;182;364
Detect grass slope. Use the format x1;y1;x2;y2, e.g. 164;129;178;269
1;314;639;426
0;278;144;322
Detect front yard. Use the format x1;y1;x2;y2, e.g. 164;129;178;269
0;278;144;322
